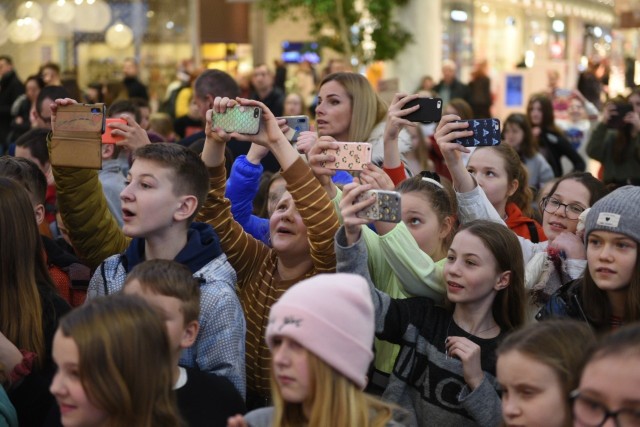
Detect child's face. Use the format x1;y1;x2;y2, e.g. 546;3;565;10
573;355;640;427
401;191;447;259
529;101;543;126
267;178;287;218
542;179;591;241
269;191;310;256
498;350;567;427
120;159;185;239
271;336;311;405
50;330;109;427
123;279;189;358
568;98;585;121
467;148;517;215
503;122;524;150
587;231;637;293
444;229;506;304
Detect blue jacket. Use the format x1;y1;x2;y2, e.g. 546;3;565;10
225;155;352;245
87;222;247;397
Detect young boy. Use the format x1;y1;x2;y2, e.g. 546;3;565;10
49;98;246;396
123;260;245;426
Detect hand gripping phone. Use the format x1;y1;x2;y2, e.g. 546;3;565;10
455;118;501;147
321;142;372;171
102;118;127;144
402;98;443;123
278;115;310;143
355;189;402;223
211;105;262;135
607;103;633;129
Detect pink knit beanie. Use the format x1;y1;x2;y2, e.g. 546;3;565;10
266;273;374;389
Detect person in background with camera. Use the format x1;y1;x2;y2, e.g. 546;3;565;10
586;88;640;188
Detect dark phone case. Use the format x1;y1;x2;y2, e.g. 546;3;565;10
402;98;443;123
607;104;633;129
455;118;501;147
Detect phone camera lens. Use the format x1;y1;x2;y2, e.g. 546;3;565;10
297;118;304;123
254;108;259;118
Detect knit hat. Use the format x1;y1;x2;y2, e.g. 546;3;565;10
266;273;374;389
584;185;640;244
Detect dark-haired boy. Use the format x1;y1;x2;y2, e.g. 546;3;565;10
123;260;245;426
49;98;246;397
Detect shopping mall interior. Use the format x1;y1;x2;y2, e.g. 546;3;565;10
0;0;638;114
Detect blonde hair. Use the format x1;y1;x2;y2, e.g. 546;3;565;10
270;351;396;427
320;72;387;142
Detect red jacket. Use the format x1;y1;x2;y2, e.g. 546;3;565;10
505;202;547;243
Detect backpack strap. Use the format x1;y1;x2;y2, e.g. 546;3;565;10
527;221;539;244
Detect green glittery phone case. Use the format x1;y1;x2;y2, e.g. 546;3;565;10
211;105;262;135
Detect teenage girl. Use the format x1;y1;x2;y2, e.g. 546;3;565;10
202;96;339;407
435;114;607;315
336;217;526;426
50;294;181;427
336;166;457;390
571;323;640;427
227;273;404;427
0;177;70;426
496;320;595;427
466;143;545;242
527;93;585;177
538;185;640;330
502;113;554;193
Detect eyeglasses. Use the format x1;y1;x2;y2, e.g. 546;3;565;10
541;196;586;220
570;390;640;427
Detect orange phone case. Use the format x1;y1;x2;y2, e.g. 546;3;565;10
321;142;372;171
102;118;127;144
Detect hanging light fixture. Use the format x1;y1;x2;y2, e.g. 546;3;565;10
105;21;134;49
48;0;76;24
8;17;43;43
17;1;44;20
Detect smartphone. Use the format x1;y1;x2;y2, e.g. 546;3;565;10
54;103;106;133
211;105;262;135
355;190;402;223
321;142;372;171
455;118;501;147
102;118;127;144
278;115;310;143
607;103;633;129
402;98;443;123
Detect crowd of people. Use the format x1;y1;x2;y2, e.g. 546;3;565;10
0;51;639;427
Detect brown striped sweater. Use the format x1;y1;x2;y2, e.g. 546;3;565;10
200;156;339;396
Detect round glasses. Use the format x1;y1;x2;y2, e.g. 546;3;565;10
541;196;586;220
571;390;640;427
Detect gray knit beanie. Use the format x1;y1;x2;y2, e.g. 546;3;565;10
584;185;640;243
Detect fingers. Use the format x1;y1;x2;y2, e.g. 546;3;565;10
226;414;248;427
445;336;481;360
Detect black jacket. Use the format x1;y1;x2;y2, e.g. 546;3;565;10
0;70;25;147
433;78;471;104
537;129;586;177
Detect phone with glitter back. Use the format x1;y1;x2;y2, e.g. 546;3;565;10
355;190;402;223
455;118;501;147
210;105;262;135
321;142;372;171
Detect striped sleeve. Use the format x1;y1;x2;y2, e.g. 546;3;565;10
283;157;340;273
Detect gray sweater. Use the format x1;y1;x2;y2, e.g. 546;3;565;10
244;406;407;426
335;226;503;427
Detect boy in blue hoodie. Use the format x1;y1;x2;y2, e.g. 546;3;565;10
48;98;246;397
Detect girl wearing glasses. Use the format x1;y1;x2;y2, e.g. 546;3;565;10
538;186;640;331
434;115;607;318
571;323;640;427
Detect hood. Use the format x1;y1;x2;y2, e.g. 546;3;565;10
123;222;223;273
505;202;535;228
